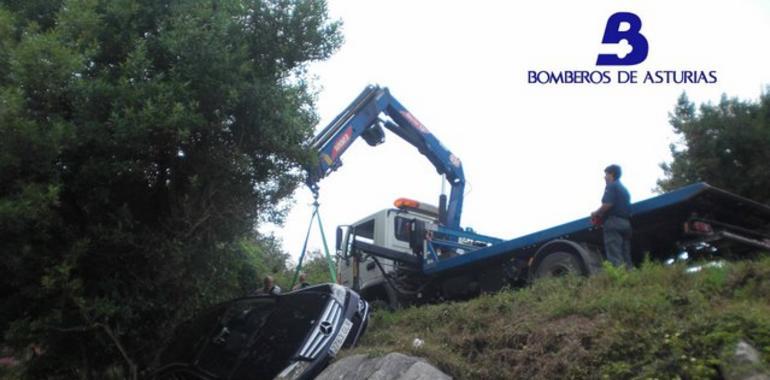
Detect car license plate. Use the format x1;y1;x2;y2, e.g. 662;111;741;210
329;319;352;356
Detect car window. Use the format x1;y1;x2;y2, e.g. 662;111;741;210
231;292;330;378
160;303;230;365
195;298;277;376
160;292;335;380
221;298;276;332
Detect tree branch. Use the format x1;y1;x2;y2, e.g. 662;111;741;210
97;323;138;380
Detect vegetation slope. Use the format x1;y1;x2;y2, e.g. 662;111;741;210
347;257;770;379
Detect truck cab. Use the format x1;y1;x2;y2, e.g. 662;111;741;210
336;199;439;305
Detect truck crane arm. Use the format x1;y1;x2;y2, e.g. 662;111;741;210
307;85;466;229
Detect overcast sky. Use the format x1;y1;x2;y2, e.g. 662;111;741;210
262;0;770;264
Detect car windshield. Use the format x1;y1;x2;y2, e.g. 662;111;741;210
162;291;331;379
160;302;232;366
194;297;278;376
228;292;330;379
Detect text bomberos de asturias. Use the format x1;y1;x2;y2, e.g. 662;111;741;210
527;70;717;85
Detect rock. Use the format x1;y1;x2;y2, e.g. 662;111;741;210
315;352;451;380
721;340;770;380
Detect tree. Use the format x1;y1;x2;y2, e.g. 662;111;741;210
237;233;292;293
0;0;341;378
293;249;336;288
658;91;770;204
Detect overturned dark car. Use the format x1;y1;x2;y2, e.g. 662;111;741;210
151;284;370;380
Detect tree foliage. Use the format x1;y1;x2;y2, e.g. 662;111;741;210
0;0;341;378
658;91;770;204
293;249;335;288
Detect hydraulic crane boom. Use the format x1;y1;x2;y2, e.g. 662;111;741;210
307;85;466;230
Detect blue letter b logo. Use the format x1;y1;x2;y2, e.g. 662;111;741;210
596;12;648;66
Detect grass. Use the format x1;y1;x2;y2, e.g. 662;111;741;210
343;255;770;379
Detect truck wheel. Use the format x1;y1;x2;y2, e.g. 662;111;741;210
533;251;583;279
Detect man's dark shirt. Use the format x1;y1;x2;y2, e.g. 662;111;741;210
601;181;631;218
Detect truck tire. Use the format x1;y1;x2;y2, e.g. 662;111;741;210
532;251;583;279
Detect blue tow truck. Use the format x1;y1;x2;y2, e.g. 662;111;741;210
308;85;770;306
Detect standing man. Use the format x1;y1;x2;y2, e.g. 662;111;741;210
254;275;281;295
292;272;311;290
591;164;632;268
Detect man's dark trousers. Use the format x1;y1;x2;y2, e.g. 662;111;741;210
604;216;632;268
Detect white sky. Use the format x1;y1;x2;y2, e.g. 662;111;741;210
262;0;770;263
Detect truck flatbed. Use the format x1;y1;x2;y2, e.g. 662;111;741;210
425;182;770;275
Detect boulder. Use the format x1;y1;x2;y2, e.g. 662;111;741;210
721;340;769;380
315;352;451;380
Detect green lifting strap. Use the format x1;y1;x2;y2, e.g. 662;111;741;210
291;196;337;289
315;207;337;283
